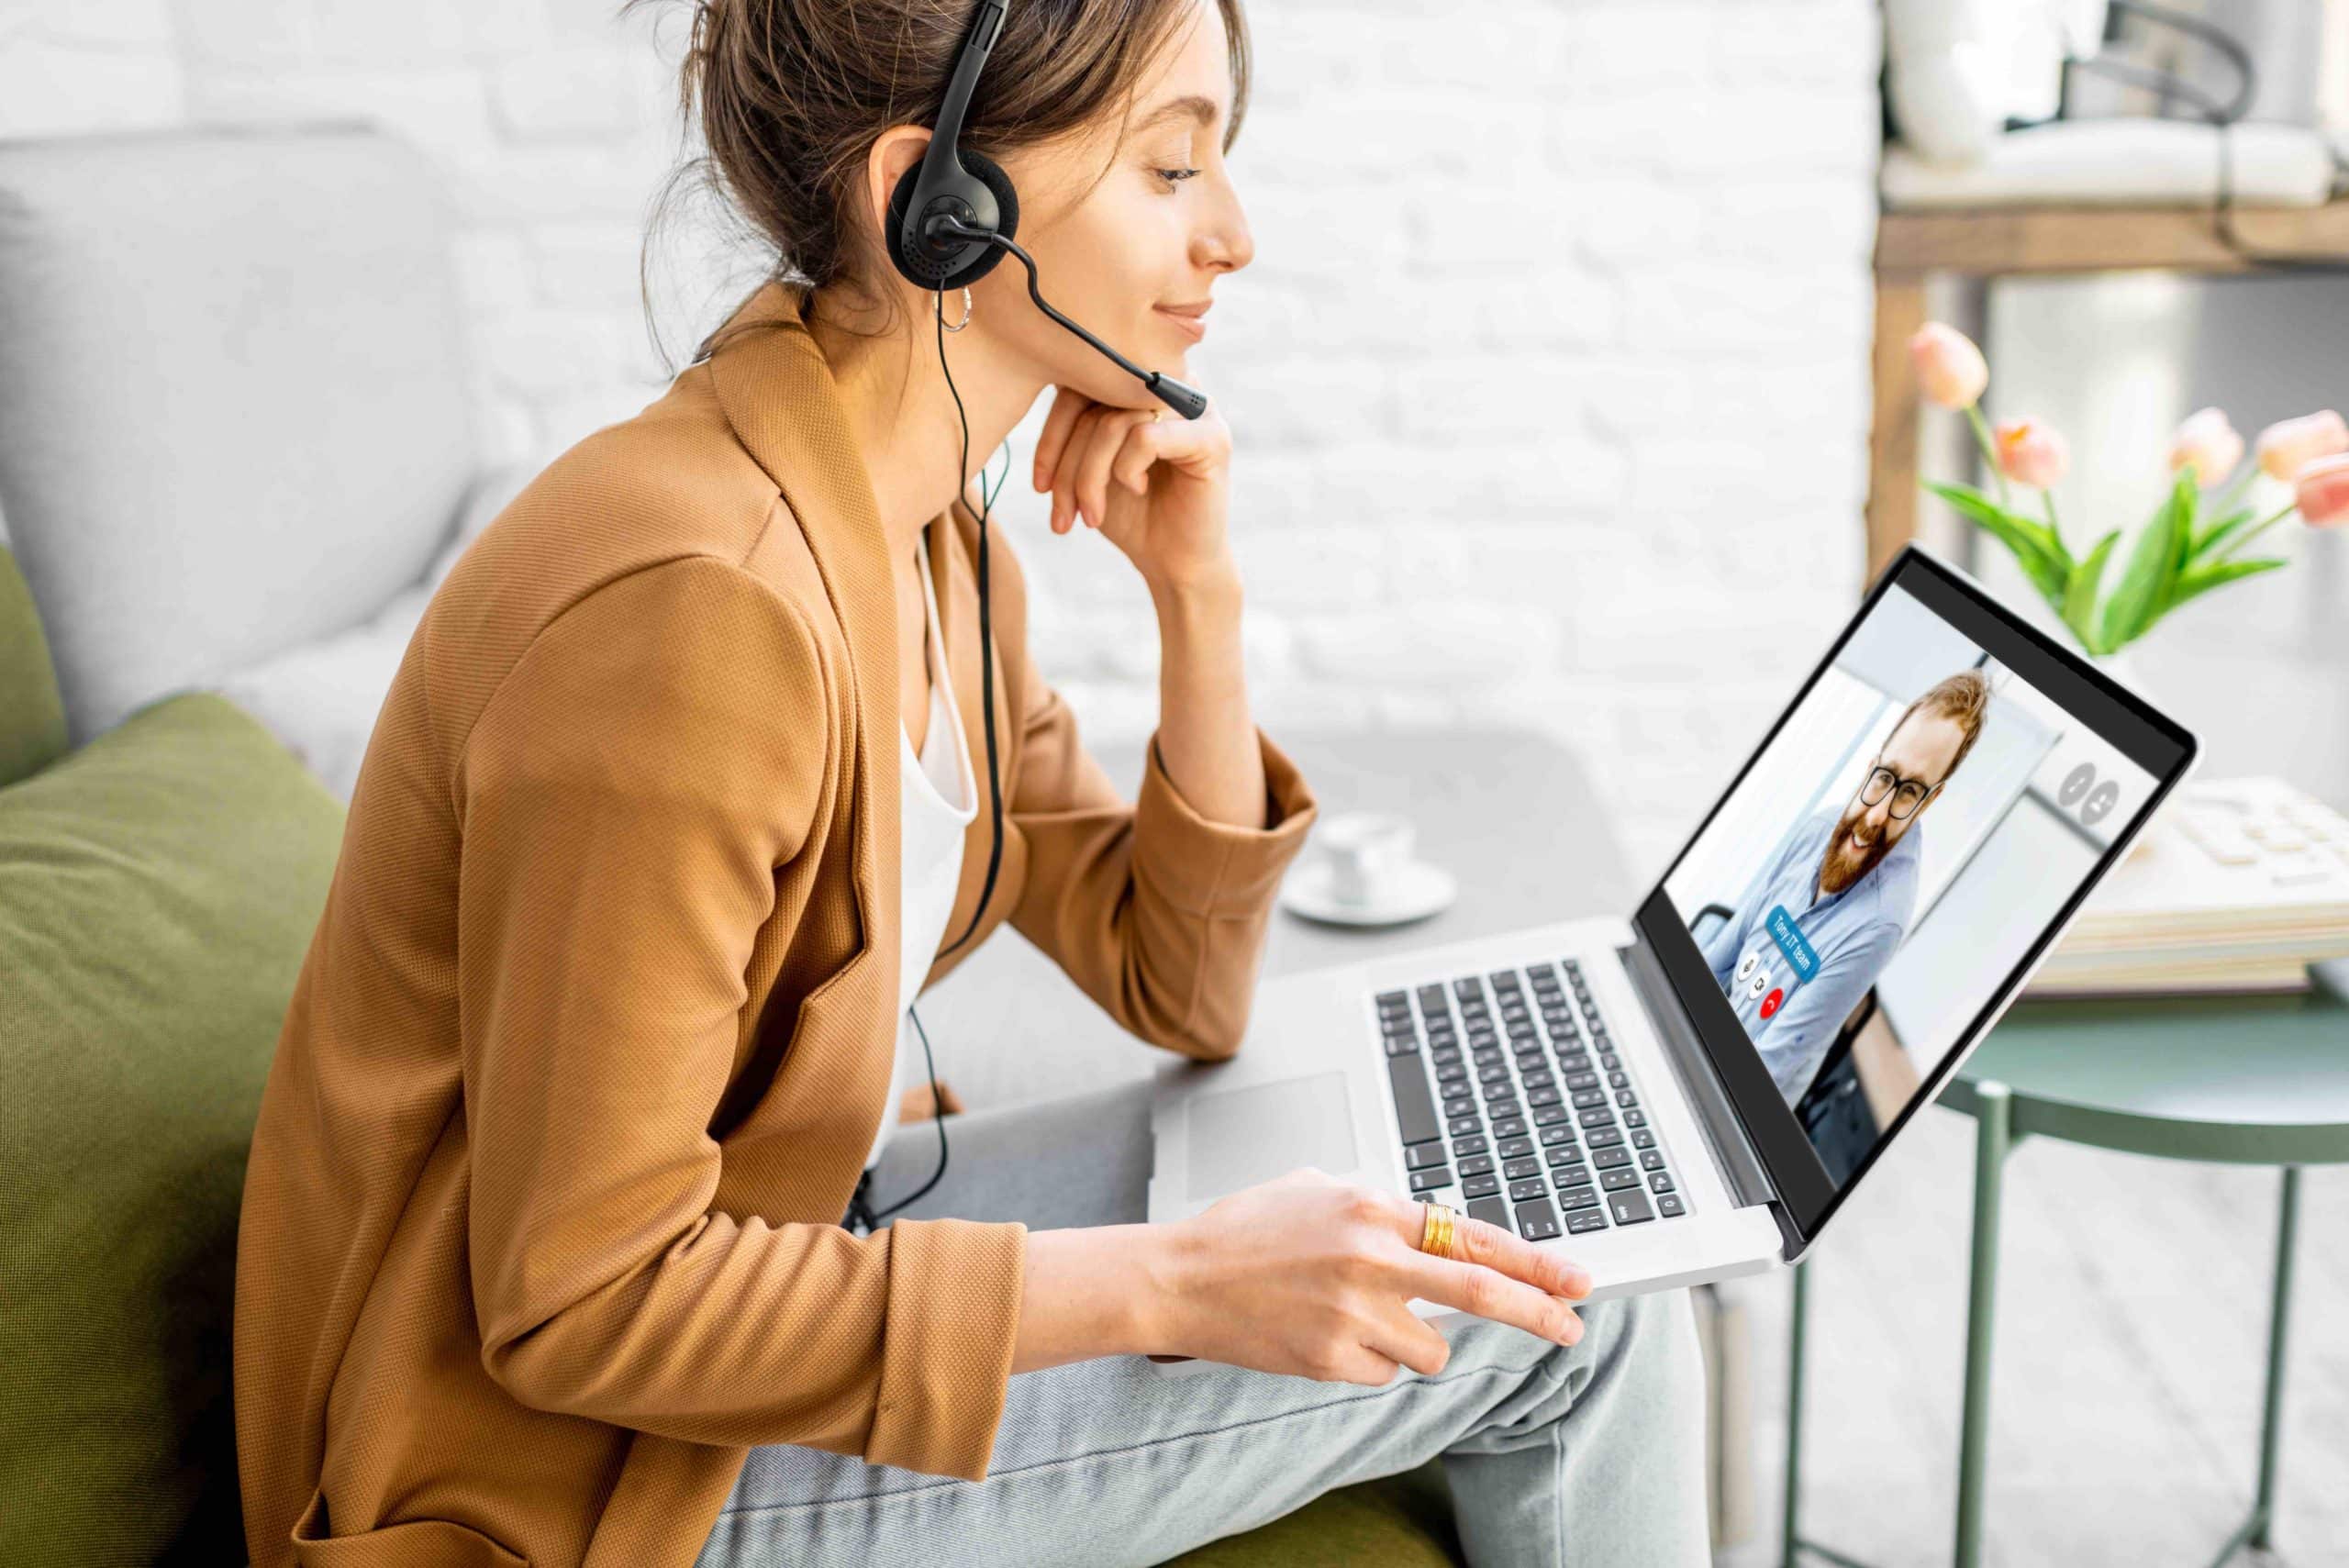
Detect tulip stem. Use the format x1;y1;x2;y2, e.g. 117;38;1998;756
2221;504;2299;560
2043;490;2061;540
2211;466;2256;520
1965;405;2011;507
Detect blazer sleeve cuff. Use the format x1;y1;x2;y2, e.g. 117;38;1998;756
864;1216;1028;1481
1133;727;1319;918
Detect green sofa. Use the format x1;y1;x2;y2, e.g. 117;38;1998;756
0;540;1463;1566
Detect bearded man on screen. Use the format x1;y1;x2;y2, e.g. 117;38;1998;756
1697;670;1991;1109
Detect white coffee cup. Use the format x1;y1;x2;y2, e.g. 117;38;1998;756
1316;811;1415;906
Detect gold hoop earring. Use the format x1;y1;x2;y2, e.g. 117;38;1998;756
937;286;973;333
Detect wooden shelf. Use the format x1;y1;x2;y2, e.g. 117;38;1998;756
1877;199;2349;279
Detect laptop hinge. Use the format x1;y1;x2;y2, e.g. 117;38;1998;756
1620;930;1779;1211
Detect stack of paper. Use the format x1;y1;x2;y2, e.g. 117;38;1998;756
2027;776;2349;998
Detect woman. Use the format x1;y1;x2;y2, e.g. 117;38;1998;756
232;1;1710;1564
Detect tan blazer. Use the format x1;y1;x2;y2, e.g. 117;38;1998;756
233;279;1319;1568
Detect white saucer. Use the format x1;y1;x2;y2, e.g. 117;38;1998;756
1280;859;1458;929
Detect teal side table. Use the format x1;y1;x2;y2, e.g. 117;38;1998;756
1781;958;2349;1568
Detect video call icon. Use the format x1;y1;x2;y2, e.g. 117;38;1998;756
2056;761;2122;828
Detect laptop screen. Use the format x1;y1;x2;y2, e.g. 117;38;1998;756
1634;548;2195;1246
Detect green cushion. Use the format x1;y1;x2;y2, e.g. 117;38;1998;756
1163;1459;1464;1567
0;543;67;788
0;692;343;1568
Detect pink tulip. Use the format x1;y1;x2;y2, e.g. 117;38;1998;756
1909;323;1988;409
2297;453;2349;528
2254;410;2349;482
1994;417;2069;489
2166;406;2243;485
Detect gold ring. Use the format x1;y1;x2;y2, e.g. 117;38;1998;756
1417;1199;1458;1260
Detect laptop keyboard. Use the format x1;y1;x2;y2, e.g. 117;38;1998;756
1378;958;1687;1241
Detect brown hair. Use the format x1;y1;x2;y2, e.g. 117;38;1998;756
1890;668;1992;784
628;0;1253;368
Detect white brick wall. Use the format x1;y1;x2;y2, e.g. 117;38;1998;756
0;0;1883;883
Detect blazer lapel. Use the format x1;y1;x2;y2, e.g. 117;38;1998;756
706;280;898;1024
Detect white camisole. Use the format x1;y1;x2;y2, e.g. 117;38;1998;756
864;533;976;1173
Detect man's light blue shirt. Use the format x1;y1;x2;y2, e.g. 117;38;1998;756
1694;805;1922;1106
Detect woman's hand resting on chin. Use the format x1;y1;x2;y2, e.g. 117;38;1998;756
1031;384;1235;595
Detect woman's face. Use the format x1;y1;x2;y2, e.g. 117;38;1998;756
978;0;1252;410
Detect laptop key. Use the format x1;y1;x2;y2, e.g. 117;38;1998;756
1457;1154;1496;1177
1462;1174;1502;1199
1649;1172;1675;1194
1409;1166;1453;1194
1622;1108;1647;1128
1532;1104;1571;1128
1405;1140;1448;1171
1587;1127;1625;1148
1503;1157;1542;1180
1577;1108;1615;1129
1592;1146;1632;1169
1616;1090;1639;1108
1560;1184;1600;1210
1514;1199;1564;1240
1567;1209;1609;1234
1600;1168;1642;1191
1608;1188;1656;1226
1497;1136;1534;1158
1447;1114;1482;1139
1548;1145;1588;1172
1453;1134;1490;1158
1565;1072;1599;1091
1465;1195;1514;1232
1493;1117;1529;1139
1639;1150;1665;1171
1629;1129;1656;1150
1656;1194;1687;1218
1387;1054;1440;1145
1538;1124;1576;1147
1528;1086;1563;1108
1553;1158;1593;1184
1508;1177;1550;1202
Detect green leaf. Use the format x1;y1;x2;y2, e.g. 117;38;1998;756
2189;506;2257;560
2061;529;2121;654
2099;474;2194;650
1924;480;2072;609
2164;555;2288;615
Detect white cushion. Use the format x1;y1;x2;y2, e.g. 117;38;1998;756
0;126;477;745
1883;120;2340;210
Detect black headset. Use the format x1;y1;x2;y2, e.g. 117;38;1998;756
847;0;1208;1235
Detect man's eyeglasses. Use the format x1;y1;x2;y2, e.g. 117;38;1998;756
1859;765;1938;820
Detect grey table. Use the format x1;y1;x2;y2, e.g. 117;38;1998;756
918;726;1637;1111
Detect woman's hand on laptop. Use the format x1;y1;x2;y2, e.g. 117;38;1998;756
1143;1168;1592;1384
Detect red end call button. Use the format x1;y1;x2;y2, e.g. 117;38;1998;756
1759;988;1785;1020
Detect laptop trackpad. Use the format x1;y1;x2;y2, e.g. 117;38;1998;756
1186;1071;1357;1201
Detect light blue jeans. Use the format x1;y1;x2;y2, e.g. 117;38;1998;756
695;1077;1712;1568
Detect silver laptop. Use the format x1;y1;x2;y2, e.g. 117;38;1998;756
1147;545;2199;1352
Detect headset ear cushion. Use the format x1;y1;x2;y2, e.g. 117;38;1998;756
886;149;1022;293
